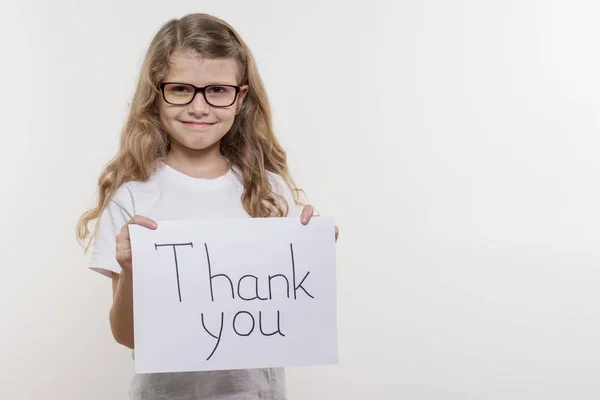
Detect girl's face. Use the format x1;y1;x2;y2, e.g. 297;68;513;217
158;51;247;154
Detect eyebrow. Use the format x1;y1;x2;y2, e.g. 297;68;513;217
163;80;238;86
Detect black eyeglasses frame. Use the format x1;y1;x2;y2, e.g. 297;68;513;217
158;82;242;107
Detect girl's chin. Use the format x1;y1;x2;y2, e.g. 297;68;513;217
170;135;224;152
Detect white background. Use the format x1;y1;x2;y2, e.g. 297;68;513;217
1;0;599;399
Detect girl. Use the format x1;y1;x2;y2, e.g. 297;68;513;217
76;12;338;400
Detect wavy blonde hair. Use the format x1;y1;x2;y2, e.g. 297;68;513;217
76;13;304;248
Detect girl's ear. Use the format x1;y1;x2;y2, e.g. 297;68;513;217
238;85;249;104
236;85;249;114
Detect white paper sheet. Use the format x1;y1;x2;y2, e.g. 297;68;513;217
129;217;338;374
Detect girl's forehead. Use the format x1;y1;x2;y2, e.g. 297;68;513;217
165;51;239;84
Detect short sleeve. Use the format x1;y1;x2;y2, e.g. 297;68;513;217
269;172;303;217
89;186;134;278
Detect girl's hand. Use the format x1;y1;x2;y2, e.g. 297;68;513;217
300;205;339;242
115;215;158;274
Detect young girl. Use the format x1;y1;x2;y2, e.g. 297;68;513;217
76;12;338;400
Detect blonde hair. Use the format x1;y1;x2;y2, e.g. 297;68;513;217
76;13;304;248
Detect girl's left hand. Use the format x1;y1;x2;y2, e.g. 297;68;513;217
300;205;339;242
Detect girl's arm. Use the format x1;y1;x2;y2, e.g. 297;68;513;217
108;215;157;349
110;271;135;349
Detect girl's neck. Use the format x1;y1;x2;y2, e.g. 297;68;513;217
165;141;230;179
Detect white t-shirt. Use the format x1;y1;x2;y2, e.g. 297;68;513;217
89;161;300;400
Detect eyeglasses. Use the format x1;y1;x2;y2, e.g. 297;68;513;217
159;82;241;107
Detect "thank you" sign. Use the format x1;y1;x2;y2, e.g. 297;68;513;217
129;217;338;374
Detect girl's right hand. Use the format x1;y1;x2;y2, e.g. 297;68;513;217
115;215;157;274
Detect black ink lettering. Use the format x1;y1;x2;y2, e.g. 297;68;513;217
233;311;255;336
205;243;234;301
237;275;268;301
259;310;285;337
154;242;193;302
290;243;314;299
201;312;224;361
268;274;290;299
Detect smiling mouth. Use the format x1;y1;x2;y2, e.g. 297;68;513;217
180;121;216;126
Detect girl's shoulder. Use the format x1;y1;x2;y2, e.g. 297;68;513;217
266;170;303;216
266;170;289;191
229;164;289;193
108;168;163;215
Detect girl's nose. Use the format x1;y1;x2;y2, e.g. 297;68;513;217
187;92;210;115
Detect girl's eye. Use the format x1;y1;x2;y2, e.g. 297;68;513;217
209;86;226;94
172;86;192;93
